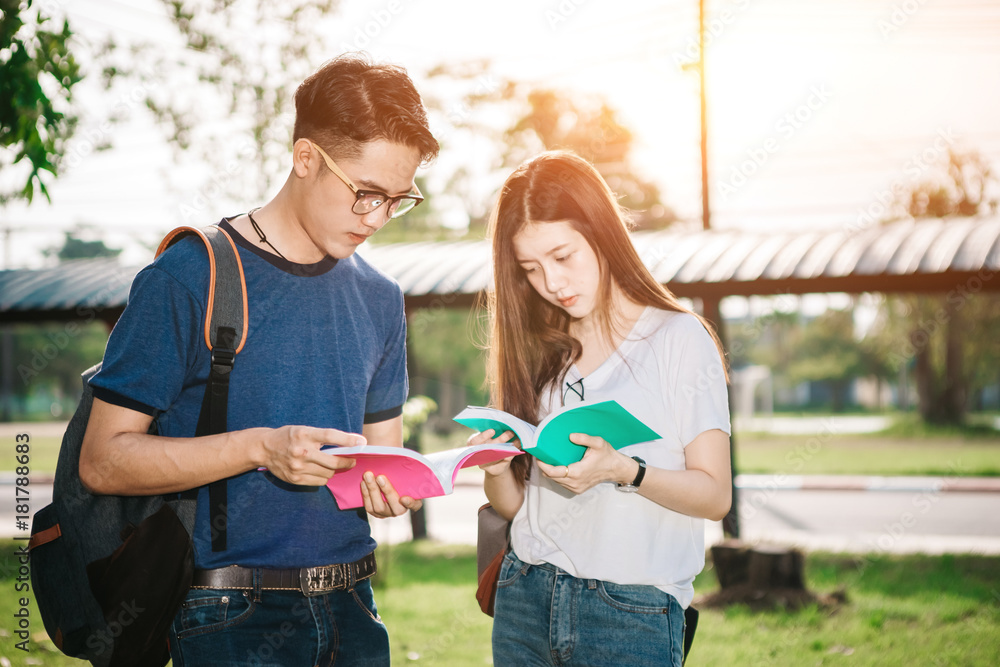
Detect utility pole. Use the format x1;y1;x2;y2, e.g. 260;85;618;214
699;0;711;231
694;0;740;538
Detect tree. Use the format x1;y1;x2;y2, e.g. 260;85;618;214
415;62;679;239
46;227;122;261
98;0;342;207
0;0;82;204
880;148;1000;424
503;89;677;230
785;308;870;412
407;307;488;431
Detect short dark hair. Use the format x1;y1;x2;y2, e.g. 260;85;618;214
293;53;439;164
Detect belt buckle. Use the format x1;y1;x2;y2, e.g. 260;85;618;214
300;564;343;597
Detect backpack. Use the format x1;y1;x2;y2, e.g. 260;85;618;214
28;225;248;667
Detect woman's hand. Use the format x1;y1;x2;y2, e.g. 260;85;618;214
536;433;637;494
471;428;520;477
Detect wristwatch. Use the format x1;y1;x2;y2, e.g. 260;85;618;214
616;456;646;493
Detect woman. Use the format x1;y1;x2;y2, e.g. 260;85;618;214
473;151;732;666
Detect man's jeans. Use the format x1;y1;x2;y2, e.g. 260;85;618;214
168;578;389;666
493;551;685;666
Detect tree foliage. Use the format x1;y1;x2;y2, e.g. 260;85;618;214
0;0;82;204
785;308;888;413
416;61;678;238
45;228;122;261
878;148;1000;424
92;0;340;207
504;89;677;230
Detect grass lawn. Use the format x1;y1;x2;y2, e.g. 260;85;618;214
734;432;1000;477
2;540;998;666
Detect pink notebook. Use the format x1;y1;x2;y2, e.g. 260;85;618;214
324;443;522;509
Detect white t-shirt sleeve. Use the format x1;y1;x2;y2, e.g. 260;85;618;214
663;314;731;446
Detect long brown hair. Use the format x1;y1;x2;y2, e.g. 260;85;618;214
485;150;727;484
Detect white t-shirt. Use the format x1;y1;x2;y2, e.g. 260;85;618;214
509;307;731;608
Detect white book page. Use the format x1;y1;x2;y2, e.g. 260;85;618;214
453;406;538;448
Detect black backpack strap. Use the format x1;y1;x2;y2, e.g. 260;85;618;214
157;225;248;552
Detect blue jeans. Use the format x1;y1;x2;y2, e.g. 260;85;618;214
493;552;685;667
168;578;389;666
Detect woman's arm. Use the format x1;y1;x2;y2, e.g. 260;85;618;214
631;429;731;520
473;429;525;521
536;428;732;521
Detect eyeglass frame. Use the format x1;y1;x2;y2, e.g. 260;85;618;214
307;139;424;219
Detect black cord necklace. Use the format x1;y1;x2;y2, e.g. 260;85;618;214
247;207;287;260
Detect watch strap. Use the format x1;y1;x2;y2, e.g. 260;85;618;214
630;456;647;488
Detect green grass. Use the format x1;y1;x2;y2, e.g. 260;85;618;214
735;432;1000;476
692;552;1000;666
375;541;494;664
5;541;998;666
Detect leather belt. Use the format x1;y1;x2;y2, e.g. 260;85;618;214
191;552;377;597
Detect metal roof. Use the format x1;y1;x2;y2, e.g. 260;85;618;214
2;216;999;322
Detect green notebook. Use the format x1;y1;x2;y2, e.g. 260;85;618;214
453;399;661;467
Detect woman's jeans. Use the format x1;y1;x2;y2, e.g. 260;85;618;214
493;551;685;667
168;578;389;666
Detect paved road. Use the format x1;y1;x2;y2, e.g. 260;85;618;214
6;470;1000;554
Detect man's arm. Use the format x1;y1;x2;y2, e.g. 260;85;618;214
79;398;363;495
361;415;404;448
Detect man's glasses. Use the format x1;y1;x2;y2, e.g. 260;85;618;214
308;140;424;219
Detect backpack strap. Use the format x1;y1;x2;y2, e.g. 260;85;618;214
157;225;248;552
156;226;248;354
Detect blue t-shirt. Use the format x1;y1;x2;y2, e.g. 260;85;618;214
90;219;408;569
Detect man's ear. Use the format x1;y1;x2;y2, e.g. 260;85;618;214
291;138;317;179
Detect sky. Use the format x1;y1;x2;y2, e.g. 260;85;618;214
2;0;1000;269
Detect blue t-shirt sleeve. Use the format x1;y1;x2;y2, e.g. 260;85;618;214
90;260;205;415
363;286;408;423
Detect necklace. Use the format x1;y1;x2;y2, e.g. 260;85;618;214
247;207;287;260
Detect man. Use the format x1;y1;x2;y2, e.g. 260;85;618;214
79;54;438;665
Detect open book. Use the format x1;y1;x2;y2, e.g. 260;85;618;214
324;443;523;509
453;399;661;467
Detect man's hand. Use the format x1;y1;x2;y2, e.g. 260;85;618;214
360;472;423;518
260;425;363;486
